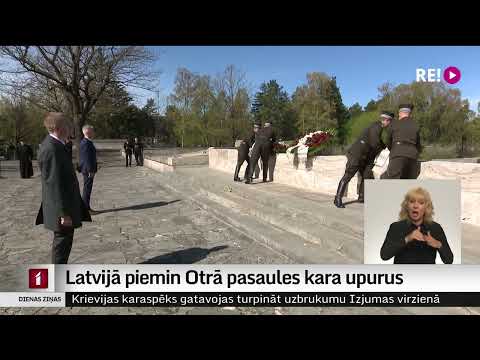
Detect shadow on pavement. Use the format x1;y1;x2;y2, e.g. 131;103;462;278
343;200;361;206
140;245;229;264
96;200;181;214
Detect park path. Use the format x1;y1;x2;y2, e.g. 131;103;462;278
0;152;477;315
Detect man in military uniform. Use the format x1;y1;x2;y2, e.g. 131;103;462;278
124;138;134;167
234;123;258;181
245;120;276;184
334;111;394;208
133;137;144;166
380;104;422;179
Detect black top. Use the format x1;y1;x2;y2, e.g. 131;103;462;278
17;144;33;162
254;126;277;145
124;141;134;154
380;219;453;264
134;142;144;154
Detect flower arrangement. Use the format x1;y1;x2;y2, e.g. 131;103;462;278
286;129;335;156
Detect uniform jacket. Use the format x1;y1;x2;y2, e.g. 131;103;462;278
35;135;91;232
347;121;385;164
385;117;422;160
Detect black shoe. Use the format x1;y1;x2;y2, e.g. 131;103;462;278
234;177;240;182
262;179;268;183
245;178;252;184
334;197;345;208
334;179;348;208
357;197;364;203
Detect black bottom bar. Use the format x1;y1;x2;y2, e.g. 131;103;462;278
65;292;480;307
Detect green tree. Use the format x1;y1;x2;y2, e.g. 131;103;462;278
364;100;378;112
348;102;363;118
326;76;349;145
292;72;333;135
252;80;296;140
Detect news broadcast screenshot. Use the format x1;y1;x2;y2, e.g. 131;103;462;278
0;45;479;316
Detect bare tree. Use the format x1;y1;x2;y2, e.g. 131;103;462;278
0;46;158;153
215;65;249;145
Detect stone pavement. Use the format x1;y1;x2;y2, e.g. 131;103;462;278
0;152;479;315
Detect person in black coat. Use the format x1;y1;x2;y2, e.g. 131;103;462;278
123;138;134;167
79;125;98;214
35;112;91;264
17;141;34;178
133;137;144;166
380;187;453;264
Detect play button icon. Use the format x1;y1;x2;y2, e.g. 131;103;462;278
443;66;461;84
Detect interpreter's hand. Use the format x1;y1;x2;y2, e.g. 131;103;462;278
60;216;72;227
406;226;425;243
88;172;94;178
424;231;442;249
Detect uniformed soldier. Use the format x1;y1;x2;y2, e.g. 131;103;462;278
245;120;276;184
380;104;422;179
334;111;394;208
234;124;258;181
124;138;134;167
133;137;144;166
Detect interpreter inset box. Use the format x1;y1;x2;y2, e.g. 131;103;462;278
364;180;461;264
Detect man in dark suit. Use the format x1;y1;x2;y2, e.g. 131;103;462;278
35;112;91;264
79;124;98;215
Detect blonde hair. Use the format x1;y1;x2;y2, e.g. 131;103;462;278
399;187;434;224
43;112;71;133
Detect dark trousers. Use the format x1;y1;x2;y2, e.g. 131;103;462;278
19;160;33;178
126;152;132;167
235;156;250;180
82;174;94;210
134;152;143;166
339;155;374;198
52;228;74;264
248;143;271;180
381;157;420;179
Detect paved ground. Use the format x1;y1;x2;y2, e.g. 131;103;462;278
0;153;478;315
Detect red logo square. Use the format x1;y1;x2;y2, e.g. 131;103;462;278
29;269;49;289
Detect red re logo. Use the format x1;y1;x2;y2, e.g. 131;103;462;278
29;269;48;289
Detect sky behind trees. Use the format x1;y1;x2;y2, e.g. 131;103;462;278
133;46;480;114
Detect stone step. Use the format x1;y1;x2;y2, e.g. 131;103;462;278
154;168;363;262
173;168;363;243
158;177;353;264
196;187;363;262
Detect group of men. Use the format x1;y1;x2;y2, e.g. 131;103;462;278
334;103;421;208
234;120;277;184
123;137;144;167
35;113;98;264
